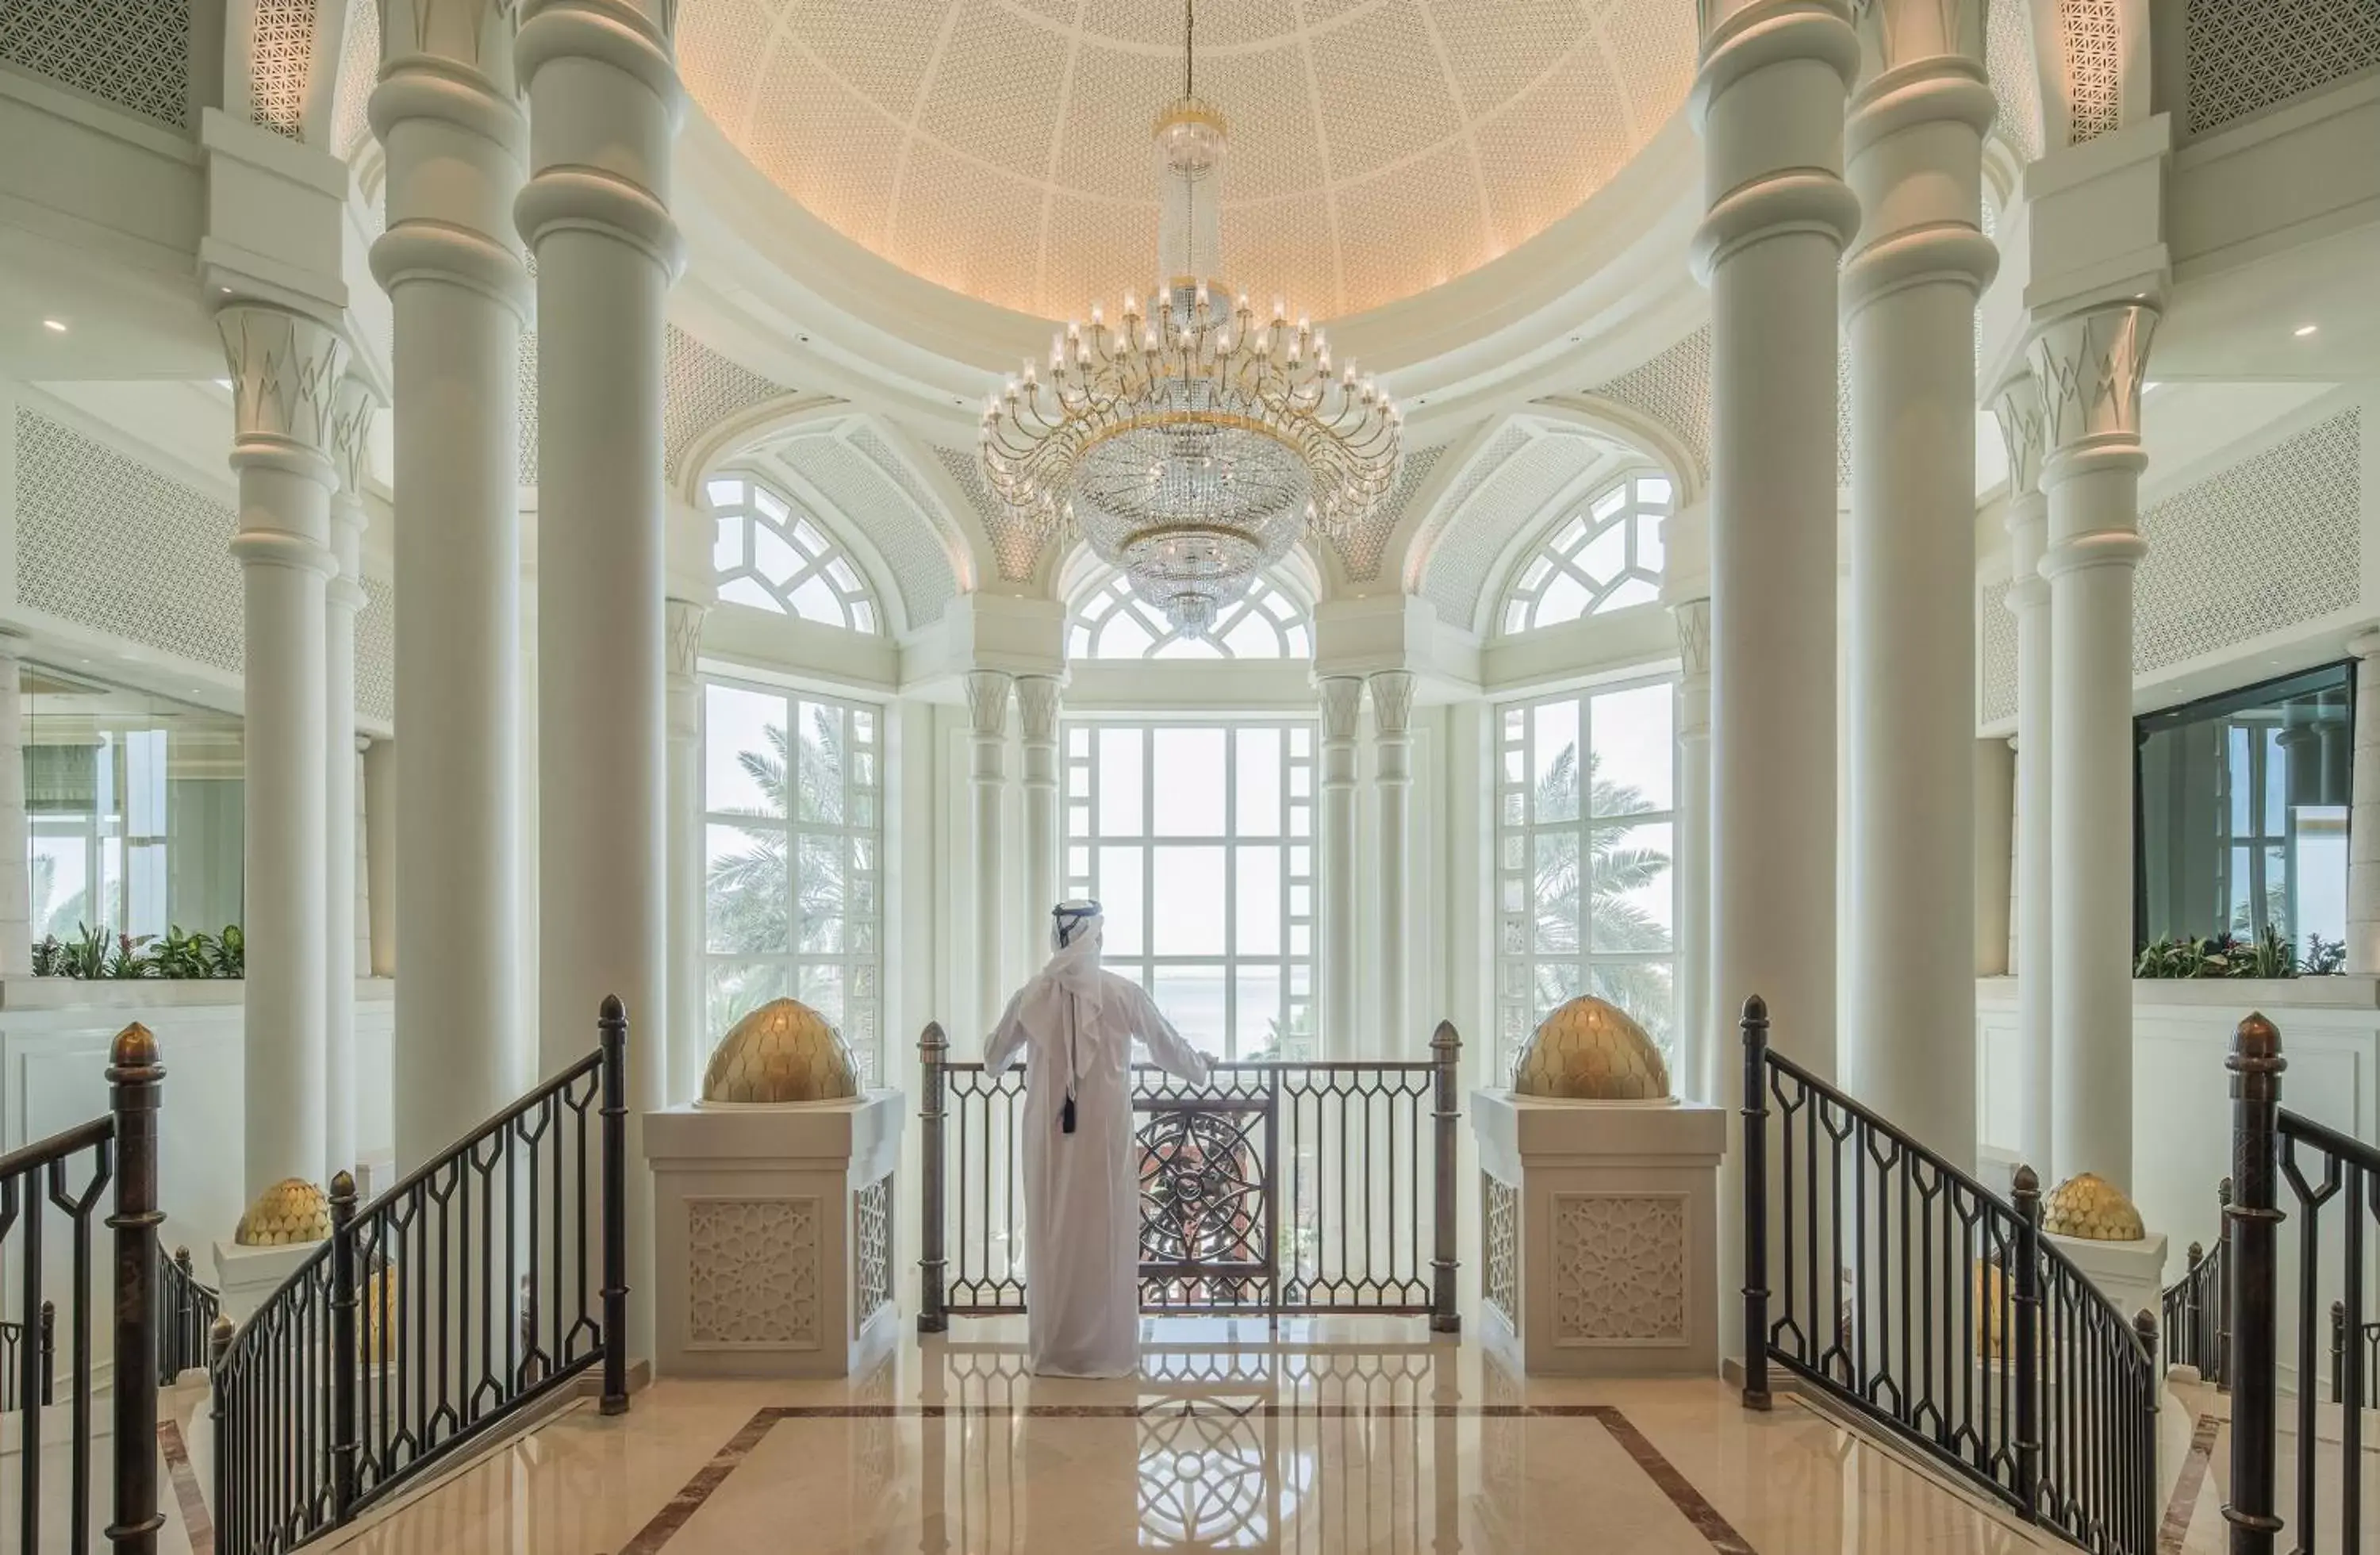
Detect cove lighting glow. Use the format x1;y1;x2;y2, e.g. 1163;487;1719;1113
41;319;67;332
2294;324;2319;337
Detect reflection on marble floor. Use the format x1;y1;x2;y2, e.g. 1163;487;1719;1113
249;1319;2100;1554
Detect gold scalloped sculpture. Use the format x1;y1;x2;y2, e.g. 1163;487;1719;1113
2042;1172;2146;1242
1511;996;1670;1101
701;997;859;1104
234;1177;332;1246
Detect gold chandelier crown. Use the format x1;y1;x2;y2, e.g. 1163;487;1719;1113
977;0;1400;637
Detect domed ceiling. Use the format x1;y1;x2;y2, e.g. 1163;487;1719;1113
679;0;1697;321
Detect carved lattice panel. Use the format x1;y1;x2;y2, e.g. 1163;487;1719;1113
1979;578;2017;726
686;1196;820;1349
1550;1193;1687;1345
1483;1174;1519;1332
0;0;192;129
2186;0;2380;137
853;1175;893;1325
248;0;314;138
2059;0;2124;144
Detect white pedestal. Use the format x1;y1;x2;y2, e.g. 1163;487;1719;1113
1471;1089;1726;1377
2047;1228;2171;1331
646;1090;904;1380
213;1239;322;1327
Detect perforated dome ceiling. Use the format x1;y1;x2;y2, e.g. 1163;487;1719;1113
680;0;1695;321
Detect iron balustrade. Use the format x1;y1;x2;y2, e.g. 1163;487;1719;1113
1738;996;2159;1555
159;1242;219;1384
0;1022;164;1552
2157;1180;2230;1390
2328;1300;2380;1408
916;1020;1462;1332
211;997;631;1555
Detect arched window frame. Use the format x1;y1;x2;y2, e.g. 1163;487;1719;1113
1067;570;1315;662
705;472;881;635
1497;471;1673;638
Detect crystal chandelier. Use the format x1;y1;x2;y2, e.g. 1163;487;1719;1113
977;2;1402;637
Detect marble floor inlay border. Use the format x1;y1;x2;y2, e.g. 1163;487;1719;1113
160;1417;213;1555
617;1401;1757;1553
2159;1412;2221;1554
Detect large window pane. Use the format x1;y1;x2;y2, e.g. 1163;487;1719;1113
1235;728;1281;835
1152;728;1227;836
1099;846;1146;956
1152;847;1227;955
1589;684;1673;813
1236;847;1281;955
1152;965;1228;1056
1098;728;1145;835
705;684;785;816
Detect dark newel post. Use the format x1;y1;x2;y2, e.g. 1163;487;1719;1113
2217;1176;2235;1390
328;1170;359;1522
2136;1307;2161;1550
918;1023;949;1335
1739;996;1771;1410
1430;1021;1462;1335
2224;1012;2284;1554
206;1315;232;1552
598;996;629;1415
103;1021;163;1553
2012;1164;2042;1519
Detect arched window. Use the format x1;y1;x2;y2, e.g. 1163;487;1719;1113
1499;473;1672;636
705;474;879;634
1069;574;1313;662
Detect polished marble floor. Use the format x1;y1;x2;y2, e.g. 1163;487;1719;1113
139;1319;2274;1554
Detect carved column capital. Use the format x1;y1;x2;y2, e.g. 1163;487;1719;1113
1673;597;1712;681
1990;367;2048;499
1015;675;1062;748
2029;303;2160;462
964;670;1013;743
329;375;380;498
1368;672;1417;739
665;598;706;681
1318;676;1365;747
218;305;351;464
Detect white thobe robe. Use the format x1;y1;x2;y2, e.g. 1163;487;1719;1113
985;966;1210;1377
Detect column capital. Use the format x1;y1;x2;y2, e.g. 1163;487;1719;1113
1317;676;1365;746
665;597;707;682
329;375;380;500
1990;367;2048;500
1368;671;1417;739
218;305;351;465
1015;674;1062;747
964;670;1013;741
514;0;687;278
370;0;533;320
1673;597;1713;679
2029;303;2160;463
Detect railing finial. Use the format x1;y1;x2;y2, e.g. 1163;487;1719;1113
1741;993;1768;1026
2012;1162;2040;1206
2134;1307;2158;1357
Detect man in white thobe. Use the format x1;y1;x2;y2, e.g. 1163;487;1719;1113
985;900;1211;1377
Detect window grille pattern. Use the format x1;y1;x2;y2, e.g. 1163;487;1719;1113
2059;0;2124;143
1499;473;1672;636
702;681;885;1085
2186;0;2380;137
248;0;314;138
1587;327;1711;481
1987;0;2046;160
1069;574;1311;661
1494;680;1677;1082
0;0;192;129
705;474;880;633
1063;721;1316;1062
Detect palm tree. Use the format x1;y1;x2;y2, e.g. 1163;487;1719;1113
704;708;851;1035
1529;742;1674;1050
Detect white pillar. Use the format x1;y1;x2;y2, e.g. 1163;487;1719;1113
666;599;706;1104
373;0;528;1168
1672;597;1714;1102
1842;35;1996;1155
1974;738;2014;977
1370;671;1416;1053
220;303;346;1200
0;635;29;974
1318;676;1364;1062
1993;369;2055;1176
354;738;373;979
965;671;1012;1038
2034;303;2158;1192
1692;0;1860;1079
324;376;378;1182
2346;632;2380;973
1017;675;1061;929
363;739;397;977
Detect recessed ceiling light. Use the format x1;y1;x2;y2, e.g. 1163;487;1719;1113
2295;324;2319;337
41;319;67;333
214;378;232;390
2144;381;2163;393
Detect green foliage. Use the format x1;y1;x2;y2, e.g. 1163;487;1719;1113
1529;743;1674;1047
2134;924;2344;980
704;710;851;1035
29;922;244;980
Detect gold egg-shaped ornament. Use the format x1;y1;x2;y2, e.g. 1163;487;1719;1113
2040;1172;2146;1242
1511;996;1671;1101
700;998;860;1104
234;1177;332;1246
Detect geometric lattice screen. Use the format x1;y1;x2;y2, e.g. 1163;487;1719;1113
0;0;193;130
2185;0;2380;138
1978;578;2017;726
2059;0;2125;144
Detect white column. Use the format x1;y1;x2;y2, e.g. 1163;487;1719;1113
1369;671;1416;1052
1318;676;1364;1062
363;739;397;977
1974;738;2014;977
1692;0;1860;1079
0;635;29;975
354;738;373;978
2346;632;2380;972
2034;303;2158;1192
1994;367;2055;1174
1842;31;1996;1155
373;0;529;1168
220;303;346;1200
1017;675;1061;929
965;671;1012;1038
666;599;707;1104
324;376;378;1182
1672;597;1714;1102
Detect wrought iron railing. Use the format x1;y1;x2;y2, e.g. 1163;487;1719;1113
2328;1300;2380;1407
1738;996;2159;1555
0;1022;165;1552
917;1020;1461;1332
2157;1179;2229;1388
159;1242;219;1383
211;997;631;1555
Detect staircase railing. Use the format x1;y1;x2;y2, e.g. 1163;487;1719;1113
0;1304;56;1408
0;1022;164;1552
158;1242;218;1383
2156;1179;2229;1388
210;997;631;1555
1738;996;2159;1555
